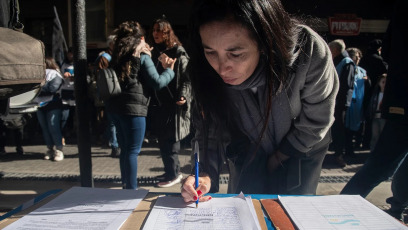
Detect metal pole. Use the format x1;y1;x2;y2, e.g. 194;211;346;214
71;0;93;187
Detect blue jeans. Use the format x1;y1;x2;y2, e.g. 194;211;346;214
105;112;118;149
37;108;63;150
110;113;145;189
341;120;408;207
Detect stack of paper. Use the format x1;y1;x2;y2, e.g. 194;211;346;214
278;195;408;230
4;187;148;230
142;193;262;230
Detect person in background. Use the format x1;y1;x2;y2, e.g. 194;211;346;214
180;0;338;203
35;57;65;161
328;39;356;168
148;17;192;188
60;47;75;145
343;47;368;159
359;39;388;93
358;39;388;149
341;0;408;223
92;34;120;158
367;74;386;151
107;21;177;189
0;114;29;156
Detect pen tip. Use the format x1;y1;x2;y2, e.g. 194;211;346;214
196;203;198;208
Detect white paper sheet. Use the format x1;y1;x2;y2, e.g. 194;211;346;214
278;195;408;230
142;193;261;230
4;186;149;230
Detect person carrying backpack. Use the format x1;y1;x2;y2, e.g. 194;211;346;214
91;35;120;157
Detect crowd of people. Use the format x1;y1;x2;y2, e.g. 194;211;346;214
0;0;406;223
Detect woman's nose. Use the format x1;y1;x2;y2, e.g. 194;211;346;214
217;57;232;75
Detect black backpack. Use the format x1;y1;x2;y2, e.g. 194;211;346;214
96;68;121;101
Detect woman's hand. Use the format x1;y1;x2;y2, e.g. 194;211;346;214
176;97;186;106
267;150;290;173
158;53;177;70
133;40;153;58
141;43;153;57
63;72;71;78
181;174;212;203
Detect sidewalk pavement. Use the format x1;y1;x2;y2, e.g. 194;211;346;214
0;142;395;214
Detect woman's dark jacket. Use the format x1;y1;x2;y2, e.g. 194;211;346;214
151;45;192;142
106;54;175;116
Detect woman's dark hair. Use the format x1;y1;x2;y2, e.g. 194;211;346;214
188;0;301;135
150;17;182;48
346;47;363;61
45;56;60;70
111;21;145;81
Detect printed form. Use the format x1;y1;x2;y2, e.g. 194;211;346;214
278;195;408;230
4;186;148;230
142;193;261;230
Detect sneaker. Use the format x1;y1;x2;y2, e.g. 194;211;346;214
155;173;169;182
54;150;64;162
44;149;54;160
335;155;346;168
157;174;183;188
110;147;120;158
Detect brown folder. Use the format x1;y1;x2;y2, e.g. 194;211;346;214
260;199;295;230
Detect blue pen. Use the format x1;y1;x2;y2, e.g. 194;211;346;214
194;141;199;208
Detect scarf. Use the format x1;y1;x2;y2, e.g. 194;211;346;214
225;57;277;156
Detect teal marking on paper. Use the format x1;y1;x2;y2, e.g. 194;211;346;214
329;219;361;225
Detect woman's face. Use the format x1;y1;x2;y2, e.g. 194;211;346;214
152;23;164;44
352;53;361;66
199;19;260;85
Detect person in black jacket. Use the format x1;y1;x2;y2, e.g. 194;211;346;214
359;39;388;90
328;39;356;168
358;39;388;149
148;17;192;188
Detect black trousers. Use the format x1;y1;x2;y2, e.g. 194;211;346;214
158;138;181;179
331;112;346;156
341;120;408;212
0;124;23;150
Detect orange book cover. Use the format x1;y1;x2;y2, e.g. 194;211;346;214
260;199;295;230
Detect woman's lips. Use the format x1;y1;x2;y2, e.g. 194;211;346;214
221;77;237;85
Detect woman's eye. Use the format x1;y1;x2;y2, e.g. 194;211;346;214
230;53;242;58
204;51;216;56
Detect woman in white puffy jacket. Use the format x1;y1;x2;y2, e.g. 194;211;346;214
35;57;64;162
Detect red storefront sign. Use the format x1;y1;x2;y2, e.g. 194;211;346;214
328;17;362;36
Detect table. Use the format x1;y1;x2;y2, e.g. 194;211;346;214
0;190;278;230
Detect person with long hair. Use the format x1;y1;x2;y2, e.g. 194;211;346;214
107;21;177;189
181;0;338;202
36;57;65;161
148;17;192;188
